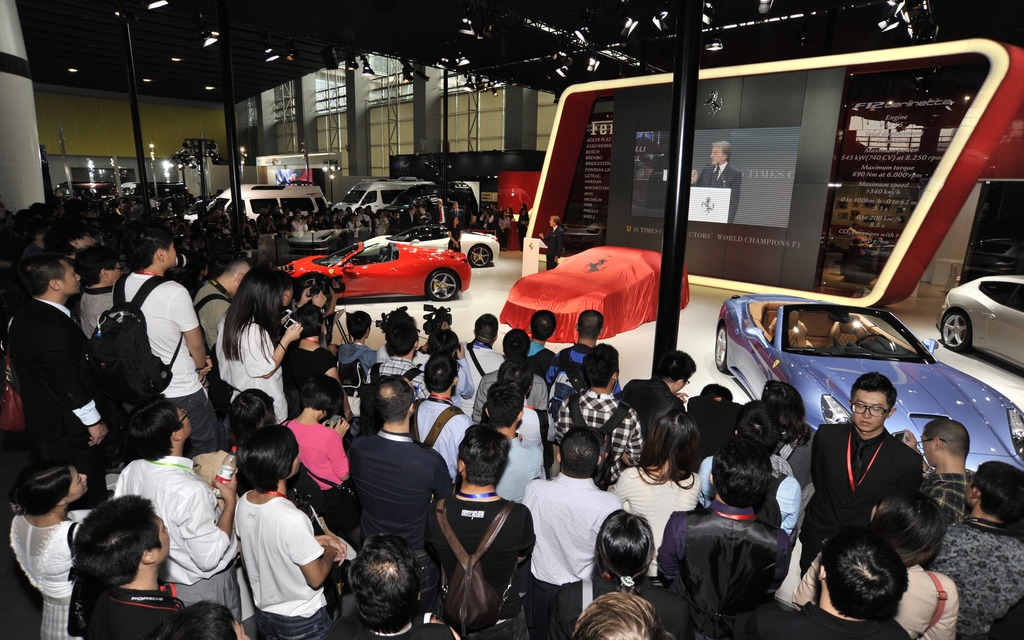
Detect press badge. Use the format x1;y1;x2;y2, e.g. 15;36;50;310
461;509;485;519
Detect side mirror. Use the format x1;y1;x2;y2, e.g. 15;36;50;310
410;238;420;244
922;338;939;355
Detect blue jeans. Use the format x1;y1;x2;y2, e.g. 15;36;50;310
254;607;331;640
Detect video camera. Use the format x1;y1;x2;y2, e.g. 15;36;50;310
422;304;453;336
300;273;345;297
375;306;411;334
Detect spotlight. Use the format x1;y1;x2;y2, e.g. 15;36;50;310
492;86;499;97
554;60;571;78
464;75;475;90
345;53;359;71
438;53;452;69
286;40;298;61
401;60;415;84
455;53;470;67
574;25;590;43
361;55;374;76
653;3;670;31
147;0;169;9
878;16;902;32
758;0;773;15
621;16;638;37
587;57;600;73
705;37;723;51
263;37;279;63
201;30;219;48
458;9;475;36
703;1;714;26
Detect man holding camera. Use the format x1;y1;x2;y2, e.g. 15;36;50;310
122;221;219;455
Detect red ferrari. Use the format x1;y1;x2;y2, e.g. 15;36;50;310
281;241;472;301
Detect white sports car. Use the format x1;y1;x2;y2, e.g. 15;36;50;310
939;274;1024;368
364;224;499;268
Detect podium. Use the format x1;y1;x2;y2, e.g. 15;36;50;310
523;237;546;277
688;187;731;223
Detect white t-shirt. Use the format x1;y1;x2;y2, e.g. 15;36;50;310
235;494;326;617
124;273;202;398
215;320;288;423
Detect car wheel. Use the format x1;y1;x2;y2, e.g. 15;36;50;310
941;309;973;353
467;244;493;268
715;323;732;374
426;269;460;301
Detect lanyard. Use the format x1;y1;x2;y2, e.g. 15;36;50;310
263;491;287;500
145;459;194;473
135;270;159;276
847;432;884;492
428;394;454;405
711;509;756;521
458;491;498;499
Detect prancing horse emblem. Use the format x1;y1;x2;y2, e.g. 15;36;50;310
701;197;715;214
585;259;607;273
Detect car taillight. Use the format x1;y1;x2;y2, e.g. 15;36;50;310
821;394;851;424
1009;408;1024;459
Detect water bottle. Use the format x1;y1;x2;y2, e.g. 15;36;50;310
214;446;238;485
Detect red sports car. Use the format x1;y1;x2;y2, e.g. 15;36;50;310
281;241;472;301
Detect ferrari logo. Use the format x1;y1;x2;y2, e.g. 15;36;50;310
328;268;335;275
701;197;715;214
772;359;780;368
585;259;607;273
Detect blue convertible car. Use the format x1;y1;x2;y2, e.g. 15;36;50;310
714;294;1024;470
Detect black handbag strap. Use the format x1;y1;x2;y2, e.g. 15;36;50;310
112;274;185;366
66;522;78;581
466;345;486;377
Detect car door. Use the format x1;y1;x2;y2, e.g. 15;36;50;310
982;281;1024;366
334;244;395;298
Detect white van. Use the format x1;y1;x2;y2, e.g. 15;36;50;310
333;177;434;213
196;184;330;221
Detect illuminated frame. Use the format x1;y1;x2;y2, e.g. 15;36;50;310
529;39;1024;306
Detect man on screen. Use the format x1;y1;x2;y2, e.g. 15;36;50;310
691;140;743;221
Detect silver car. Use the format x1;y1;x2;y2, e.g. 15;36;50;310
938;274;1024;367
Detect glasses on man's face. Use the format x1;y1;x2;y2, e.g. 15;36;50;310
850;402;889;418
178;408;189;427
916;436;946;455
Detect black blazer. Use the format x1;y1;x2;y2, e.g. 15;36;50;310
800;423;923;559
9;299;97;444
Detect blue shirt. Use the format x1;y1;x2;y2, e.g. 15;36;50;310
496;438;544;503
698;454;802;536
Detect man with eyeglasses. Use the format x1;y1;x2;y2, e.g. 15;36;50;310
905;418;972;525
799;371;923;572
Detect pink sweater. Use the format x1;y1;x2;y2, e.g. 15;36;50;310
285;420;349;489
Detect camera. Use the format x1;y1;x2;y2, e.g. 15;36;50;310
423;304;453;336
300;273;344;297
375;306;411;334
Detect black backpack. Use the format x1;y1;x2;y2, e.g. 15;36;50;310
547;348;589;423
357;363;421;436
339;358;366;396
568;394;632;490
84;275;182;403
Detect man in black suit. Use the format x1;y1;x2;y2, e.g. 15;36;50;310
691;140;743;221
798;371;923;571
434;197;449;226
9;253;109;507
621;350;694;437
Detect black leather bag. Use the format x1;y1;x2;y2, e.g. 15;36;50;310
67;523;102;636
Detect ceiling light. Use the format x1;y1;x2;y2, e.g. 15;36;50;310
705;37;723;51
285;40;298;61
758;0;773;15
464;76;474;90
455;53;470;67
361;55;374;76
345;53;358;72
574;25;590;43
67;67;78;73
201;30;219;48
458;10;475;36
492;86;499;97
621;17;638;37
878;16;902;32
587;57;600;73
204;85;215;90
170;57;183;62
142;78;153;83
438;54;452;70
147;0;169;9
653;2;670;31
401;60;414;84
703;1;714;26
264;39;279;62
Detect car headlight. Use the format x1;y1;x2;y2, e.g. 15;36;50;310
1009;408;1024;459
821;394;851;424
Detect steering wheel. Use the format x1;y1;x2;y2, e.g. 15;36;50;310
855;333;898;353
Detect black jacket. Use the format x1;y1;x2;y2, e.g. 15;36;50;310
621;377;684;437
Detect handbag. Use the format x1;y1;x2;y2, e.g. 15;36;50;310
0;348;26;432
289;488;347;619
66;523;101;636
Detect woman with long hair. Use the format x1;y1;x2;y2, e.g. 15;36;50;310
282;303;348;419
9;461;89;640
761;380;813;487
447;214;462;252
549;511;690;640
794;489;959;639
216;266;303;424
610;409;701;574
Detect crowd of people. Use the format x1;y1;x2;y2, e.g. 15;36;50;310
4;196;1024;640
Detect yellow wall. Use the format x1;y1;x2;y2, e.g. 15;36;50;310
35;92;227;158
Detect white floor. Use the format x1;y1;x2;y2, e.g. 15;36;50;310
345;249;1024;411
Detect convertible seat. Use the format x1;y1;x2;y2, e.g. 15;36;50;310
831;320;869;347
768;311;809;347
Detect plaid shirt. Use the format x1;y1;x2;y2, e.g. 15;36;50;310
922;471;971;525
556;390;643;484
378;357;428;399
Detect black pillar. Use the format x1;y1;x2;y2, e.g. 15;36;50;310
217;0;244;239
652;0;703;370
115;3;152;217
441;69;449;202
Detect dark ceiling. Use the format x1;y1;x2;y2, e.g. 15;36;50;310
16;0;1024;105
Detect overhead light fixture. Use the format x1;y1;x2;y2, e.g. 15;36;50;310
878;0;907;31
492;86;499;97
204;85;215;90
878;15;902;31
458;9;475;36
361;55;374;76
554;60;571;78
345;53;359;72
455;52;470;67
705;37;723;51
401;60;415;84
67;67;78;73
285;40;298;61
438;53;452;69
147;0;169;9
587;57;600;73
263;36;279;62
621;16;638;37
758;0;773;15
142;78;153;83
464;75;475;90
170;57;183;62
653;2;670;31
201;30;219;48
703;1;714;26
574;25;590;43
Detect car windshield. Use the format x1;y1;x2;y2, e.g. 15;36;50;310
340;189;365;205
315;243;362;266
779;305;929;362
